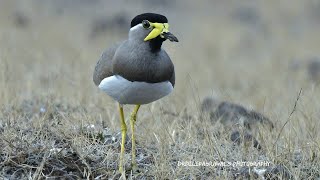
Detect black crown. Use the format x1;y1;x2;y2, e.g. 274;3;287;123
131;13;168;28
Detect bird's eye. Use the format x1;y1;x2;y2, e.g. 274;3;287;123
142;20;150;29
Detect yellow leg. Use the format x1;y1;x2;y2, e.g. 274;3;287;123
130;104;140;170
118;103;126;173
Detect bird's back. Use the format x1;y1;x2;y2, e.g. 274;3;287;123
112;40;175;85
93;41;175;87
93;43;121;86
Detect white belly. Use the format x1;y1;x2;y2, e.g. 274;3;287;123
98;75;173;105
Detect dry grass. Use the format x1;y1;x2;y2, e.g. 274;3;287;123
1;0;320;179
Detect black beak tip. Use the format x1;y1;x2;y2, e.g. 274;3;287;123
163;32;179;42
170;36;179;42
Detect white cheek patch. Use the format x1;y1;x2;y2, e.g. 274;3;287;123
130;24;143;32
99;75;173;105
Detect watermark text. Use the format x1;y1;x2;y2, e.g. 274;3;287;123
177;160;270;167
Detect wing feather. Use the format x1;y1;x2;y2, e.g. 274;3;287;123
93;43;121;86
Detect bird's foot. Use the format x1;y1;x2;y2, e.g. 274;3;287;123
131;162;138;172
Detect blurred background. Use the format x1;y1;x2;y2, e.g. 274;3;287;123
1;0;320;128
1;0;320;178
3;1;320;108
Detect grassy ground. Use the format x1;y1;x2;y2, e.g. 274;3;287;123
1;0;320;179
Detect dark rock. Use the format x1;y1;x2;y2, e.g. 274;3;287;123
212;101;273;130
230;130;262;150
264;165;294;180
213;101;249;124
12;12;30;28
200;97;220;113
307;57;320;83
248;111;274;129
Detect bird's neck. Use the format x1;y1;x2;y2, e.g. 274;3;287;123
148;37;165;53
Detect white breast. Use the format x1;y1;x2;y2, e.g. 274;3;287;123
98;75;173;105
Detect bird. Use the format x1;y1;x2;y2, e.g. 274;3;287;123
93;13;178;173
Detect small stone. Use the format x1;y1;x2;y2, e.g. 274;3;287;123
39;107;46;113
264;165;293;180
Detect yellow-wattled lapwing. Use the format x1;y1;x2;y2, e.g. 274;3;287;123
93;13;178;173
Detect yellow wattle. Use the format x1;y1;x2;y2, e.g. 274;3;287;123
144;22;170;41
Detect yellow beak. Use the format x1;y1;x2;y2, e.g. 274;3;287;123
144;23;171;41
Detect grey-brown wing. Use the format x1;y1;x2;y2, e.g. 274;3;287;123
93;43;121;86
